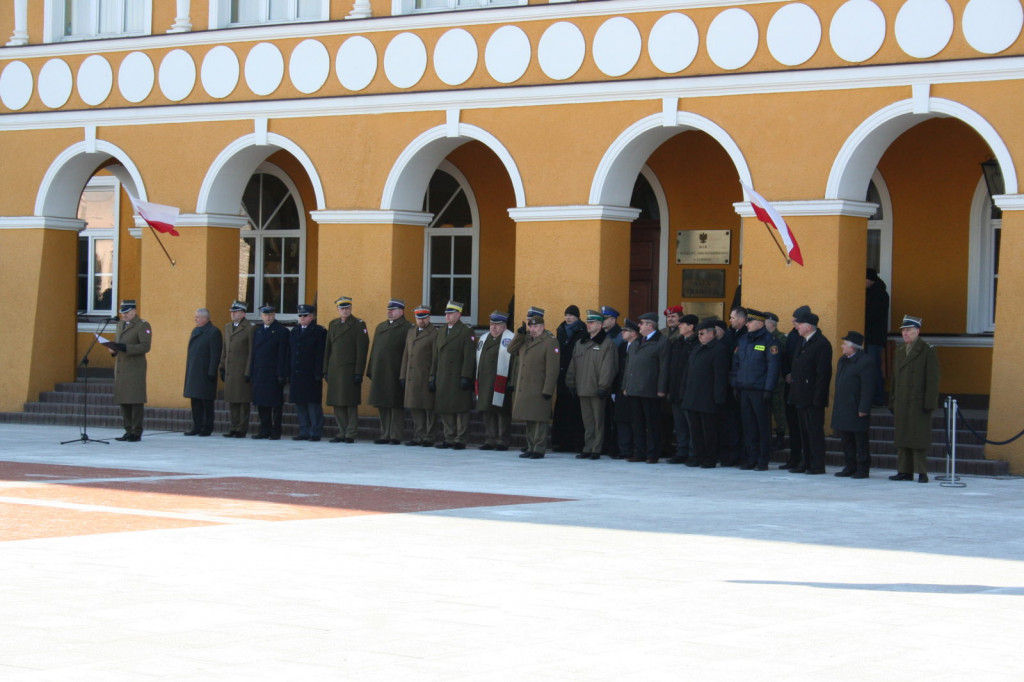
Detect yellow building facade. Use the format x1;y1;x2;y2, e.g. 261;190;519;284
2;0;1024;468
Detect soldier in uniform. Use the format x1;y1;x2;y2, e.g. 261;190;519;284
289;304;326;441
661;305;683;341
219;300;253;438
183;308;222;437
510;314;560;459
368;299;411;445
249;304;289;440
764;312;788;449
889;315;940;483
431;300;476;450
730;309;781;471
400;305;438;446
110;299;151;442
324;296;369;443
567;310;619;459
600;304;623;456
476;311;515;451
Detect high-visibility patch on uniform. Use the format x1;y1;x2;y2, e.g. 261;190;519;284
755;344;766;351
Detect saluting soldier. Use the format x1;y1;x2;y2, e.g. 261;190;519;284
476;311;515;451
324;296;369;444
183;308;222;437
889;315;940;483
431;300;476;450
289;304;326;441
510;313;560;459
249;304;289;440
220;300;253;438
566;310;619;459
368;298;411;445
110;299;152;442
400;305;438;446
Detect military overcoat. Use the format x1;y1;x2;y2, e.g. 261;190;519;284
476;331;514;413
431;323;476;413
890;340;940;449
112;317;152;404
323;316;369;407
510;332;560;423
220;319;253;403
183;321;223;400
400;324;437;410
566;329;618;397
368;317;411;408
289;322;326;404
249;321;289;406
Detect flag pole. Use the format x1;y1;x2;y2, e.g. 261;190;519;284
149;225;176;267
759;219;791;265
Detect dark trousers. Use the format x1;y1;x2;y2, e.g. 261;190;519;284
670;401;692;460
720;393;743;466
839;430;870;474
687;409;721;466
603;398;619;455
631;396;661;461
784;385;803;467
740;389;772;467
294;402;324;438
797;407;826;472
190;398;214;434
615;396;634;458
119;403;144;436
257;405;283;437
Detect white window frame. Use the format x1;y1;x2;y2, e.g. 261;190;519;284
76;176;120;329
423;161;479;325
967;176;1000;334
393;0;527;15
210;0;328;28
239;162;307;322
867;169;894;292
44;0;152;43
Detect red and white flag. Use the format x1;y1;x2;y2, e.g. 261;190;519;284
130;197;180;237
740;182;803;266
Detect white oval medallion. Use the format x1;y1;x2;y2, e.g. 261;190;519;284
593;17;642;77
118;51;154;104
648;13;700;74
830;0;887;63
77;55;113;106
385;32;428;89
39;59;74;109
0;61;33;111
201;45;239;99
963;0;1024;54
336;36;378;91
767;3;822;66
707;9;759;70
245;43;285;96
485;25;532;84
434;28;478;86
895;0;953;59
158;49;196;102
290;39;330;94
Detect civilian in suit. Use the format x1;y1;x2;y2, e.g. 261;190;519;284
789;309;833;475
289;304;326;441
183;308;222;436
832;331;875;479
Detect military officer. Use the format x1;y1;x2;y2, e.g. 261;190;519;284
889;315;940;483
220;300;253;438
289;304;326;441
764;312;788;449
510;314;560;459
249;304;289;440
476;310;515;451
661;305;683;341
730;309;781;471
400;305;438;446
324;296;369;443
183;308;222;437
431;300;476;450
600;304;623;456
567;310;619;459
110;299;152;442
368;298;411;445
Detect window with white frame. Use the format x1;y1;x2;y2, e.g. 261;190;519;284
239;164;306;318
967;177;1001;333
423;164;479;322
395;0;525;14
220;0;326;26
76;177;119;316
866;170;893;289
52;0;150;41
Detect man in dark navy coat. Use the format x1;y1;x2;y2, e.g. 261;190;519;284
789;309;833;474
289;304;326;441
730;309;781;470
831;331;875;478
183;307;223;436
249;304;290;440
682;319;731;468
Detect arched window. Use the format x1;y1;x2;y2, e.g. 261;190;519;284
866;169;893;290
76;176;119;318
239;163;306;319
968;176;1001;333
423;162;479;322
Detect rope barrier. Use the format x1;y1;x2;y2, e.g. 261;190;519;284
955;405;1024;446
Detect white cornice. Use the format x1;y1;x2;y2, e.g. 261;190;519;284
733;200;879;218
994;194;1024;211
310;209;433;226
508;205;641;222
2;56;1022;133
0;216;84;230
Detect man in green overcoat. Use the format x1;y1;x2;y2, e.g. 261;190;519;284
219;300;253;438
401;305;438;446
368;298;411;444
889;315;940;483
110;299;152;442
510;313;560;459
431;300;476;450
324;296;369;443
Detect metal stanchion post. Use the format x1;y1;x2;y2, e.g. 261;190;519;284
941;396;966;488
937;395;953;482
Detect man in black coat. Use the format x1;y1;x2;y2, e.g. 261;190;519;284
789;309;833;474
601;305;624;456
553;305;586;452
864;268;890;406
780;306;810;469
682;319;731;468
611;319;639;459
289;304;326;441
249;304;290;440
183;308;223;436
667;314;699;463
719;306;748;465
623;312;669;463
832;331;875;478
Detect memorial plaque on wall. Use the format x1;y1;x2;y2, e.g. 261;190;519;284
681;301;724;321
676;230;732;264
682;268;726;299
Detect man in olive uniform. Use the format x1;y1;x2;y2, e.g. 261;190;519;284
889;315;940;483
368;298;411;445
476;311;515;451
510;314;560;459
110;299;152;442
431;300;476;450
219;300;253;438
764;312;788;449
289;304;326;441
249;304;289;440
183;307;222;437
567;310;618;459
400;305;438;446
324;296;369;443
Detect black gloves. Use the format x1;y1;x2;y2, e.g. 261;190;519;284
113;343;127;353
460;377;471;391
428;380;436;393
517;323;527;334
353;375;363;385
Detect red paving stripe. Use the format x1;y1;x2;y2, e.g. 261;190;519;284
0;461;187;481
0;502;219;541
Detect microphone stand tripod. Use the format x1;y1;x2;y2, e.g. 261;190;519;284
61;316;116;445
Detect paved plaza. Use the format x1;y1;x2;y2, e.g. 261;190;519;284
1;422;1022;681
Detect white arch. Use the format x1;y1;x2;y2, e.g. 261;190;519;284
35;140;147;219
197;132;326;215
640;164;670;317
827;97;1018;201
382;123;526;211
590;112;753;207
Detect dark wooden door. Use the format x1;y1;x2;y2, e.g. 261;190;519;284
630;219;660;320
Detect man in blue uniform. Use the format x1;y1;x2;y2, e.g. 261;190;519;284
730;309;781;470
249;304;289;440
